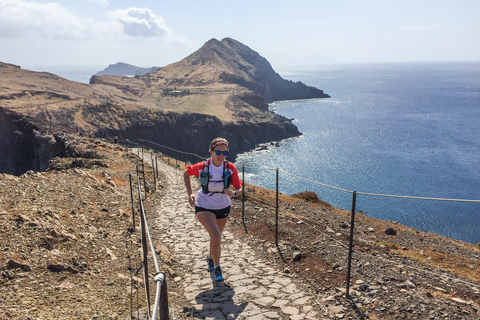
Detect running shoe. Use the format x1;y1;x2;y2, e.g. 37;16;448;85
206;254;214;272
214;266;224;282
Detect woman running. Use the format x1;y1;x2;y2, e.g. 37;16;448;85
183;137;242;282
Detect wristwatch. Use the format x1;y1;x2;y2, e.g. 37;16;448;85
233;191;237;197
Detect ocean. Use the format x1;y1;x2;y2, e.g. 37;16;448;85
28;63;480;243
236;62;480;244
25;65;103;84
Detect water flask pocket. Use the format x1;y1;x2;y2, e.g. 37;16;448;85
200;171;209;193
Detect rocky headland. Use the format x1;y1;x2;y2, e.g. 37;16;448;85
95;62;160;77
0;37;329;176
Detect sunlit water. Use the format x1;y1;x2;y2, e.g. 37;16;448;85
25;63;480;243
236;62;480;244
25;65;103;84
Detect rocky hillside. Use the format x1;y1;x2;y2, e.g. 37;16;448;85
1;38;329;175
0;135;478;319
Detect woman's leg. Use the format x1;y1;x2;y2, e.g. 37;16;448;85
196;211;228;265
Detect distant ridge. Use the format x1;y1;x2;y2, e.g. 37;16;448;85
95;62;159;76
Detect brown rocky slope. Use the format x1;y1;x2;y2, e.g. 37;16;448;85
0;135;478;319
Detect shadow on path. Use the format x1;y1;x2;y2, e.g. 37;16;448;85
186;282;248;319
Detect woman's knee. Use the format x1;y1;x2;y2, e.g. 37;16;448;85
210;231;222;244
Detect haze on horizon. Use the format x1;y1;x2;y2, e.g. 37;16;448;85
1;0;479;71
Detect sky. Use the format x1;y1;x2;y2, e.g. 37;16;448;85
1;0;479;70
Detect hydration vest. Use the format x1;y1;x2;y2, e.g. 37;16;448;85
199;159;232;194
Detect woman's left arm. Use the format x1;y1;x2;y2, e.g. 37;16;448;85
227;164;242;198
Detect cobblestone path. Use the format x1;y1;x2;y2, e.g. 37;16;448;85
152;160;320;320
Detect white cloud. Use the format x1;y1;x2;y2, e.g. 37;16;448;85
0;0;92;39
107;7;171;37
0;1;173;40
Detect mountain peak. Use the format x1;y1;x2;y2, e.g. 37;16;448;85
159;37;329;102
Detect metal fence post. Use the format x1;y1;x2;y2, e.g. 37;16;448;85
152;154;156;193
275;168;279;245
141;148;146;195
138;178;151;317
129;173;135;229
242;165;245;226
346;191;357;298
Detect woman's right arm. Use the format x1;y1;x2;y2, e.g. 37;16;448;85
184;170;196;207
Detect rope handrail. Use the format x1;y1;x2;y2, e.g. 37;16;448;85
356;191;480;203
242;165;279;171
128;143;480;304
279;169;480;203
126;138;480;203
136;138;205;160
133;156;167;320
279;169;354;193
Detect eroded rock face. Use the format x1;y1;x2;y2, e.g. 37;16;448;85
98;107;300;162
0;108;54;175
0;107;81;175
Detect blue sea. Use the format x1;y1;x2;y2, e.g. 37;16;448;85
236;62;480;244
28;63;480;243
25;65;103;84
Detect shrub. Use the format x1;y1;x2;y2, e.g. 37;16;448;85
292;191;321;203
376;242;400;250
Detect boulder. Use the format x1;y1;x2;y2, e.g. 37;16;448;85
385;227;397;235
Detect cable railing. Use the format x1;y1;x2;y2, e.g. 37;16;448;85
121;138;480;300
126;147;169;320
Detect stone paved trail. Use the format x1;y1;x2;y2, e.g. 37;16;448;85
152;159;321;320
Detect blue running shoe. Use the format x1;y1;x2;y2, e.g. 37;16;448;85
214;266;224;282
206;255;214;272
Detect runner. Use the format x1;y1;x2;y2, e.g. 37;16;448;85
183;137;242;281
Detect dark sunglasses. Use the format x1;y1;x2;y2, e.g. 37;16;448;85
214;150;229;156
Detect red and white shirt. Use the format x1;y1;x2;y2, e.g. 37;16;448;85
186;159;242;210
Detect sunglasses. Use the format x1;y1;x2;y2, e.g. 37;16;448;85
214;150;229;156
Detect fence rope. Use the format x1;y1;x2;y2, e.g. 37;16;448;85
279;169;480;203
356;191;480;203
279;169;354;193
136;138;205;161
125;137;480;203
128;143;480;305
127;148;168;320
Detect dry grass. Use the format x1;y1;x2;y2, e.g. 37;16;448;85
397;248;480;282
376;241;401;250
